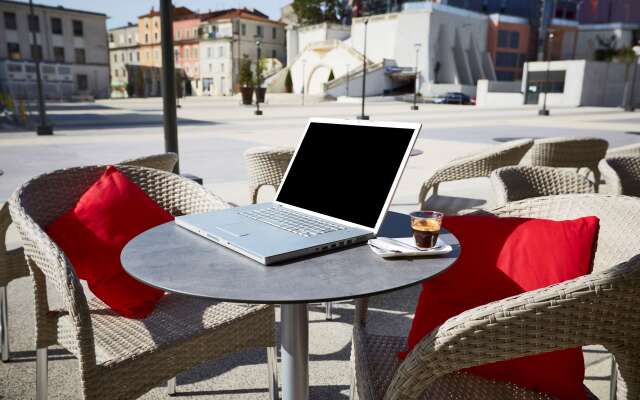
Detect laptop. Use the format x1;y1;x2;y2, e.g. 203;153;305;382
176;118;422;265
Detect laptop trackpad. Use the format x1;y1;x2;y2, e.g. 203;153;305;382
216;222;253;237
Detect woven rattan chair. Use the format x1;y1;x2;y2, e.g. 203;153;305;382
0;153;179;363
599;156;640;196
521;137;608;191
244;147;294;204
351;194;640;400
8;165;278;400
490;166;595;206
118;152;178;172
606;143;640;158
417;139;534;208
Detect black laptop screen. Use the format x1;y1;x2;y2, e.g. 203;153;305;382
275;121;416;229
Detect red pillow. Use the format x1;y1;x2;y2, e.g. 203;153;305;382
403;215;599;400
46;166;173;319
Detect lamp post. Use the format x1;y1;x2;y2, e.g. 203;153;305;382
301;59;306;106
623;42;640;112
357;18;369;120
412;43;421;111
345;63;350;97
28;0;52;135
254;38;262;116
538;31;554;116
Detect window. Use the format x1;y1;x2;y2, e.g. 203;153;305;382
509;31;520;49
120;53;125;62
4;12;16;30
207;47;212;58
136;51;140;62
496;71;515;81
75;48;86;64
272;49;277;58
185;48;190;59
28;15;39;32
31;45;43;60
76;74;88;90
73;20;83;36
193;47;198;58
113;53;118;63
145;33;149;43
527;70;566;93
7;43;20;60
109;33;114;42
129;52;132;62
51;17;63;34
241;23;246;36
256;25;263;37
176;30;180;40
220;63;224;72
209;63;212;72
127;35;132;44
115;69;119;77
154;32;158;41
497;30;509;48
218;46;223;57
495;52;519;68
155;49;159;60
272;27;277;39
54;47;65;62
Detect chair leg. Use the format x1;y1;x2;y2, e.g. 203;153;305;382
1;286;9;362
348;370;357;400
167;377;177;396
325;302;333;320
610;354;618;400
266;346;279;400
36;347;48;400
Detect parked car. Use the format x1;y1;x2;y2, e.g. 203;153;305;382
433;92;472;105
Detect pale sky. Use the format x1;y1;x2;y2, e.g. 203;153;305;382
22;0;291;28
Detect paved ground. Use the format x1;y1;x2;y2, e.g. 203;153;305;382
1;94;637;399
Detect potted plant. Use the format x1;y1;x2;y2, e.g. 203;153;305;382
239;55;253;105
284;69;293;93
254;57;266;104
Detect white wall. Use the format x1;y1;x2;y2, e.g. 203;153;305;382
476;79;523;106
325;64;388;97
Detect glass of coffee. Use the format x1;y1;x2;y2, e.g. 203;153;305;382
409;211;443;249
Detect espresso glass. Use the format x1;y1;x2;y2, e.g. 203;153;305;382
409;211;443;248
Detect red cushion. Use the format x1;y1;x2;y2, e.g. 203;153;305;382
46;166;173;319
403;215;599;400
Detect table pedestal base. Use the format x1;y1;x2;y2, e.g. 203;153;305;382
281;303;309;400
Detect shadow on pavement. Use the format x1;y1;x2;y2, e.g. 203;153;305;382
47;113;219;130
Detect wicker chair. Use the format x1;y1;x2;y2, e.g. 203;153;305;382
351;194;640;400
0;152;179;363
244;147;295;204
599;156;640;196
8;165;278;400
490;166;595;206
417;139;534;208
606;143;640;158
521;137;608;191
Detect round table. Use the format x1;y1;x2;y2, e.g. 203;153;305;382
121;211;460;400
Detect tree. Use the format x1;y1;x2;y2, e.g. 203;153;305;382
284;69;293;93
328;69;335;81
239;55;253;87
292;0;342;25
254;57;265;87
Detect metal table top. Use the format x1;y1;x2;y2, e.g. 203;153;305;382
121;211;460;304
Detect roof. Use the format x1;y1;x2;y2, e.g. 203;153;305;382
0;0;106;17
201;7;284;25
109;22;138;31
139;6;193;19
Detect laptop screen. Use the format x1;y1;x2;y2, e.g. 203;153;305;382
276;121;416;229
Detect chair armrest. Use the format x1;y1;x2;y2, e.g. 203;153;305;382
418;159;490;204
385;256;640;400
599;159;622;195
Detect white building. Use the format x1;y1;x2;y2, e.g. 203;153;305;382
198;9;286;96
108;23;139;98
282;3;496;98
0;0;110;100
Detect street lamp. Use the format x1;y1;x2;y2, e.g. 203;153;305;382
301;59;306;106
412;43;422;111
623;42;640;112
539;31;555;116
357;18;369;120
254;38;262;116
29;0;52;135
345;63;350;97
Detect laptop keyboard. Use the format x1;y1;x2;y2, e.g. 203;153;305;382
238;206;347;237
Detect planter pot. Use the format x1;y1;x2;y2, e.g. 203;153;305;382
255;87;266;103
240;87;254;105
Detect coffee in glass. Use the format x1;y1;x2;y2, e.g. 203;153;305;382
409;211;443;248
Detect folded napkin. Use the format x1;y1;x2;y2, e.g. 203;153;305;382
368;236;452;258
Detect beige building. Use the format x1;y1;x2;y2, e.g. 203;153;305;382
199;8;286;96
0;0;109;99
108;23;139;97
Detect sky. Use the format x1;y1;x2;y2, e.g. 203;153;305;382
23;0;291;28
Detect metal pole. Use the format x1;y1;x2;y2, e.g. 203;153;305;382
281;303;309;400
412;44;420;111
255;40;262;115
539;32;553;116
302;61;305;106
160;0;179;172
624;46;639;112
357;19;369;120
346;64;350;97
29;0;52;135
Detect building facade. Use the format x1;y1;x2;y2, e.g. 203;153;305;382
487;14;530;81
173;14;200;95
0;0;109;100
108;23;139;97
198;8;286;96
